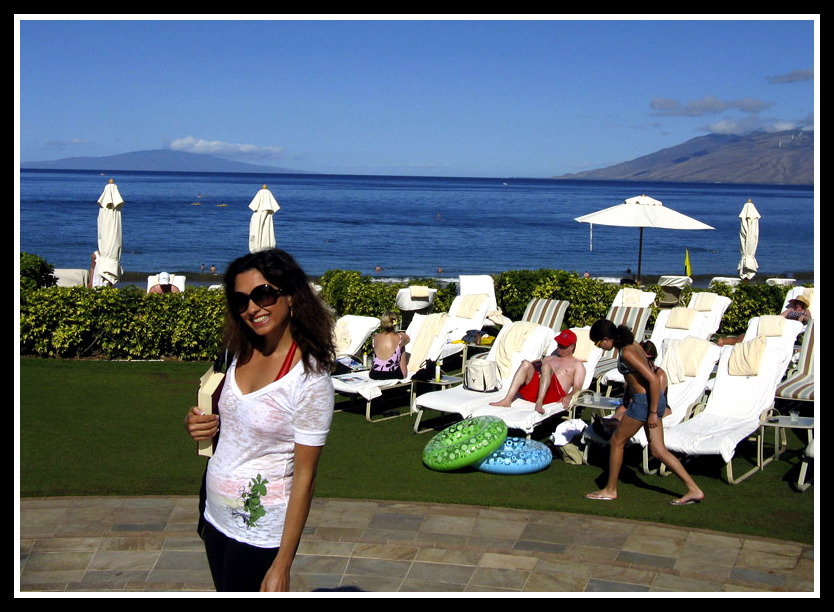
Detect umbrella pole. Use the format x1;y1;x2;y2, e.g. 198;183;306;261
637;228;644;285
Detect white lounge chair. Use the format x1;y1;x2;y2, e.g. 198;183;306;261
444;275;499;345
411;321;556;433
413;325;602;437
146;274;186;292
661;316;804;483
709;277;741;290
332;315;380;363
797;438;814;492
775;319;815;404
686;291;732;339
583;337;722;474
53;268;90;287
332;312;454;423
600;305;711;387
470;328;603;437
656;275;692;308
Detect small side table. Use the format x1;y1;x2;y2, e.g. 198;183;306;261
571;390;622;420
759;415;814;470
410;375;463;433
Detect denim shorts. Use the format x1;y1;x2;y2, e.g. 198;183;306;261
625;392;667;422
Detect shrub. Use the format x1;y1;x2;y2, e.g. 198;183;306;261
20;252;57;291
18;265;810;360
19;285;226;360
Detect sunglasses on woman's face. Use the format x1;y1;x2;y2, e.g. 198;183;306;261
231;284;283;313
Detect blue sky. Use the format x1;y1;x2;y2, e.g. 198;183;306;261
15;15;817;178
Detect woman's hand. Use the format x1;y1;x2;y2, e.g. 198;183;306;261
260;563;291;592
647;411;661;429
183;406;219;441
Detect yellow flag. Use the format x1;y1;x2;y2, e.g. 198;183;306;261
684;248;692;276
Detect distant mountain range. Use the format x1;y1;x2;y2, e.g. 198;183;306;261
555;130;814;186
20;129;814;185
19;149;308;175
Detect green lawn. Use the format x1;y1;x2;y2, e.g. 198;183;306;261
18;359;815;544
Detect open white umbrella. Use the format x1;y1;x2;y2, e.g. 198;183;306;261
94;179;124;286
737;199;761;281
248;184;281;253
575;194;714;284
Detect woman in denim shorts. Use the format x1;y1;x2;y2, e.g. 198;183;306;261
585;319;704;506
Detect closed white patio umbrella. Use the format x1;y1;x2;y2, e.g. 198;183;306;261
575;194;714;284
94;179;124;286
737;199;761;281
248;184;281;253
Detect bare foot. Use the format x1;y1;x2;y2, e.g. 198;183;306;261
534;405;545;415
585;491;617;501
670;491;705;506
489;400;512;407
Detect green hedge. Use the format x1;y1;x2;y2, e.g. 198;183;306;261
18;266;810;360
20;285;227;360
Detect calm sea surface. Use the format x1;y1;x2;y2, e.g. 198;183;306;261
18;169;816;284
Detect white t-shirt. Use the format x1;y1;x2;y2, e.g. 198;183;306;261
204;355;334;548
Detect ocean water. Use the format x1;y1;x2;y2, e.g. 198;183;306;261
18;169;816;283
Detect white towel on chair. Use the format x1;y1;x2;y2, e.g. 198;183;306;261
550;419;588;446
661;339;686;384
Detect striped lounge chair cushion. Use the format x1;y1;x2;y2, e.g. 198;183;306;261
594;305;653;377
776;320;815;401
522;299;569;333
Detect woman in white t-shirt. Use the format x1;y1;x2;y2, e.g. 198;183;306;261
185;249;336;592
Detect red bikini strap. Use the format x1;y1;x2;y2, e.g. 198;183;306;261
275;341;298;381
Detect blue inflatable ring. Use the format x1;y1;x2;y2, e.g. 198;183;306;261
474;437;553;475
423;416;508;472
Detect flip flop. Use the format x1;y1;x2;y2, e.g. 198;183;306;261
585;492;616;501
670;497;702;506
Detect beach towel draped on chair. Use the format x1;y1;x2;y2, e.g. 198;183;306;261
661;317;803;483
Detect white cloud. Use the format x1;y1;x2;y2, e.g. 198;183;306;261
168;136;284;161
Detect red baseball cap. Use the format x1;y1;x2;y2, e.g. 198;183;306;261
555;329;577;347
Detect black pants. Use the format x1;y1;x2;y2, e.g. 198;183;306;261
202;520;280;592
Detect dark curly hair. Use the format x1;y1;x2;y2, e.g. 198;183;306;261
589;318;634;350
220;249;335;374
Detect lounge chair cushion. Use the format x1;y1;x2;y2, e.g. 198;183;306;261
572;328;594;362
728;334;767;376
621;287;642;306
457;294;488;318
679;336;713;377
758;315;785;336
410;285;430;298
666;307;697;330
691;292;718;311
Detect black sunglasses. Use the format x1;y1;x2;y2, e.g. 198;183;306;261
230;284;283;313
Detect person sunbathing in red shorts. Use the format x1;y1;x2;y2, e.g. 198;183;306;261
489;329;586;415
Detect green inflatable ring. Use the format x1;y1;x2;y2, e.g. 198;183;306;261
422;416;508;472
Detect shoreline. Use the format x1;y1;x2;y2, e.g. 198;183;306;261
118;269;815;290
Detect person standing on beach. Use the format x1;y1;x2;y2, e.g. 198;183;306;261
184;248;336;592
489;329;585;415
585;319;704;506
